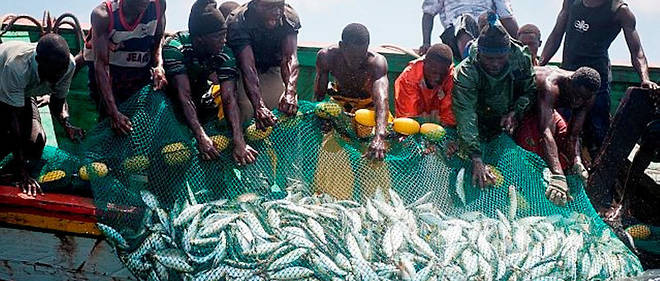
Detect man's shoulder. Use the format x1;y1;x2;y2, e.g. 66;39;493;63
163;32;189;60
164;32;190;49
368;51;387;64
284;4;301;30
0;41;35;68
227;3;249;27
509;41;533;71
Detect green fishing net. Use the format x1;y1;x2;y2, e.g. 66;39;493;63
17;86;647;280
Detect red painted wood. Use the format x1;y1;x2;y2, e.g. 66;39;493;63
0;185;96;217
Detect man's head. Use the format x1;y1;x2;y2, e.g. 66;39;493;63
569;67;601;108
517;24;541;57
35;34;71;84
477;18;511;76
189;0;228;56
253;0;285;30
219;1;240;19
339;23;370;69
423;44;453;88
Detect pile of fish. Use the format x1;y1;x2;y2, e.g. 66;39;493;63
97;183;643;281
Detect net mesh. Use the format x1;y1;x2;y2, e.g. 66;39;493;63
19;86;648;280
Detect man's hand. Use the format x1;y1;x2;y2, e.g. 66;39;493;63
278;92;298;116
152;66;168;90
500;111;517;134
320;119;333;133
545;174;573;206
64;125;85;143
233;143;258;166
36;95;51;107
418;44;430;56
471;157;497;189
571;161;589;184
365;136;386;160
110;112;133;135
254;106;277;131
641;80;659;91
445;141;459;158
197;134;220;161
18;171;42;197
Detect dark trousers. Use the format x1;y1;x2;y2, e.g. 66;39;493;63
0;98;46;173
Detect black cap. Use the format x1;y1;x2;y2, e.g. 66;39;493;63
189;0;227;37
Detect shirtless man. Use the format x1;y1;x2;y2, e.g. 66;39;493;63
515;66;601;206
314;23;389;160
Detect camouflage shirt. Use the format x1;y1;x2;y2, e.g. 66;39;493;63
452;40;536;158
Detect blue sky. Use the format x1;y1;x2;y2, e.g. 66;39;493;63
2;0;658;66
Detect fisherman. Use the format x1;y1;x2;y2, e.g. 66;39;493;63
419;0;519;60
514;66;602;206
395;43;456;126
517;24;541;66
162;0;258;165
0;34;85;196
219;1;240;18
540;0;659;160
85;0;167;135
226;0;301;129
452;20;537;189
314;23;390;160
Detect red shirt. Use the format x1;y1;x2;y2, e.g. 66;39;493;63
394;58;456;127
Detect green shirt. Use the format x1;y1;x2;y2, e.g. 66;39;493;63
452;40;536;158
163;31;238;99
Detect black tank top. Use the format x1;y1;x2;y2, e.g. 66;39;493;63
561;0;626;79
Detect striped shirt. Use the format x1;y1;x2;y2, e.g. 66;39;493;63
163;31;238;98
84;0;163;100
422;0;514;28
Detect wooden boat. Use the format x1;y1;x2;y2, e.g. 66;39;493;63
0;15;658;279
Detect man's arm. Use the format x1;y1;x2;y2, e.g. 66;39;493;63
151;0;167;90
568;97;594;164
5;104;42;195
452;65;481;158
171;74;218;160
511;54;537;121
420;13;435;55
537;87;563;175
618;6;658;90
540;0;571;66
278;33;300;115
236;45;276;130
367;55;390;160
313;49;330;102
217;78;258;165
91;5;132;135
452;65;497;188
48;98;85;142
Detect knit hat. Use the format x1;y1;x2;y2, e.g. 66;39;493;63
189;0;226;37
476;12;511;55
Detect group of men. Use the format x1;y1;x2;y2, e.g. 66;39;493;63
0;0;657;208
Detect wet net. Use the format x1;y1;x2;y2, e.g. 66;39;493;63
24;86;647;280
